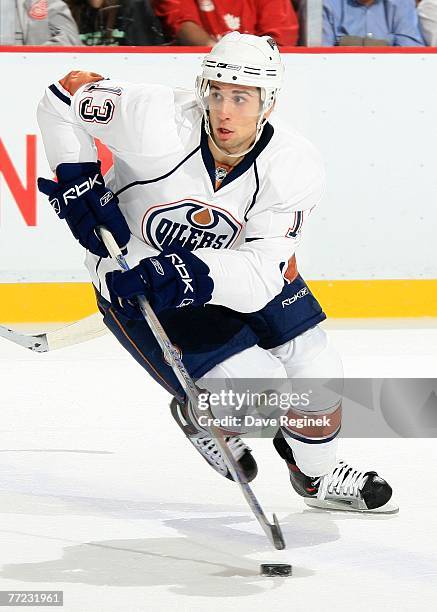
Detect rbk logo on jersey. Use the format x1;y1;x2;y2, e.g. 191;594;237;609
143;200;242;252
282;287;309;308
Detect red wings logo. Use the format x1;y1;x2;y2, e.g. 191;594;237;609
143;200;242;252
28;0;48;20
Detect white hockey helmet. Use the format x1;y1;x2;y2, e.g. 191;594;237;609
195;32;284;156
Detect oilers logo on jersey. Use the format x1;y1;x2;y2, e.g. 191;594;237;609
142;200;242;252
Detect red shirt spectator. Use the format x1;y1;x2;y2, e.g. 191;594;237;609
153;0;298;46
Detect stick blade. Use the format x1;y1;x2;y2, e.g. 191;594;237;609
46;313;107;351
271;513;286;550
0;313;107;353
0;326;48;352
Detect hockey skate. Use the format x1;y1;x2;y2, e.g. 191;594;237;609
273;429;398;513
170;397;258;482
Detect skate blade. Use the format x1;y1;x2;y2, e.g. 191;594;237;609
304;498;399;514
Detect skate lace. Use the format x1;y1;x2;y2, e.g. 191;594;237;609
194;435;248;463
315;461;368;500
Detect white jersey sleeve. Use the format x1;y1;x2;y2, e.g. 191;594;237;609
37;77;180;170
195;138;325;313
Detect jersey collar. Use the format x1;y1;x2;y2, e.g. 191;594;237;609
200;120;274;192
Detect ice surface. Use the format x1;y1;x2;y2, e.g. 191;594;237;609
0;321;436;611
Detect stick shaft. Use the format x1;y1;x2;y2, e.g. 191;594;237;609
99;226;286;550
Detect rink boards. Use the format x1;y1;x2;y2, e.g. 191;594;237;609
0;48;436;320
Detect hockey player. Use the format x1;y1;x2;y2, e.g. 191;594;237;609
37;32;396;513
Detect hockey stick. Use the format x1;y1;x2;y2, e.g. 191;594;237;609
99;226;286;551
0;312;107;353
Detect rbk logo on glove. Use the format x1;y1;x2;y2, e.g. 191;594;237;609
50;198;61;216
61;173;103;204
49;178;111;216
165;252;194;302
38;161;130;258
149;258;165;276
106;245;214;318
100;191;114;206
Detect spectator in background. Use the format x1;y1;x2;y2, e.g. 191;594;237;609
66;0;167;45
66;0;121;45
322;0;425;46
67;0;104;28
153;0;299;46
418;0;437;44
0;0;82;45
124;0;167;44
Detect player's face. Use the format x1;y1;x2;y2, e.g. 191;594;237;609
207;82;268;155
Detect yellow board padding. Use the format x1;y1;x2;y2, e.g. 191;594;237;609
0;279;436;322
309;279;437;318
0;283;98;323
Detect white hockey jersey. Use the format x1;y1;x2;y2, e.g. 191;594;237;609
37;77;325;313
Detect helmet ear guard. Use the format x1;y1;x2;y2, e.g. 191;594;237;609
195;32;284;157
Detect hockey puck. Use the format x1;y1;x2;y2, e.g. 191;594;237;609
260;563;292;577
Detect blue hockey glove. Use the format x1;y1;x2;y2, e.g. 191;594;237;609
38;161;130;258
106;246;214;318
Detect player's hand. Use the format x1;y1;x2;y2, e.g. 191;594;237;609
38;161;130;258
105;246;214;318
